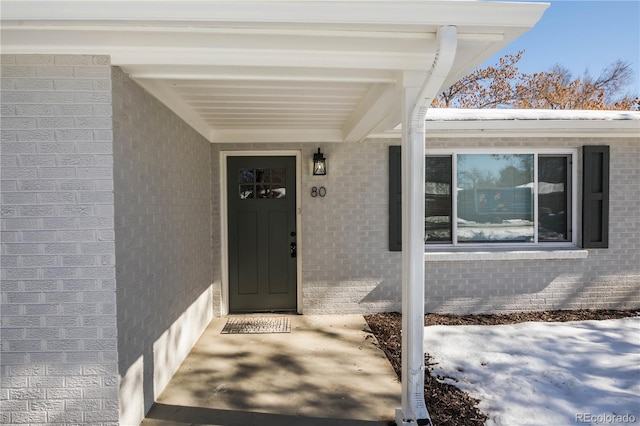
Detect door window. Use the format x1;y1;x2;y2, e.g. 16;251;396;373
238;168;287;199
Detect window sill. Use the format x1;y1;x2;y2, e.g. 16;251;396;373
424;248;588;262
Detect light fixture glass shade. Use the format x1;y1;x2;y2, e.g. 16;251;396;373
313;148;326;176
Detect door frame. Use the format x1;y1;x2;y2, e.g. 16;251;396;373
220;150;303;315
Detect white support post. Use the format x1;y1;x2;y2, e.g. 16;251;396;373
396;79;431;426
397;26;457;426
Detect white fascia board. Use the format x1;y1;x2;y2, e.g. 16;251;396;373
368;120;640;139
428;109;640;121
0;37;427;71
422;129;640;139
0;24;504;48
368;109;640;138
425;118;640;137
0;27;436;71
1;1;549;29
0;25;438;49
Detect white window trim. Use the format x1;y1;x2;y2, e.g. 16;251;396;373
425;148;579;252
425;248;588;262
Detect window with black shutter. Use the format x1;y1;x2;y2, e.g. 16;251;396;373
388;146;605;250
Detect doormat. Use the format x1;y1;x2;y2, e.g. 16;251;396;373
221;316;291;334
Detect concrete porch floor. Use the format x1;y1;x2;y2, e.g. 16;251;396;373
141;314;401;426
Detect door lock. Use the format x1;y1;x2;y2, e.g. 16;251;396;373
290;242;297;258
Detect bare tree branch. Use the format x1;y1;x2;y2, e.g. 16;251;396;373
432;52;639;110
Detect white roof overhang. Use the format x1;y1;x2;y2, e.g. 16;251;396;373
369;109;640;138
1;0;549;143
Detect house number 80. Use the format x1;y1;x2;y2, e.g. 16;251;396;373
311;186;326;197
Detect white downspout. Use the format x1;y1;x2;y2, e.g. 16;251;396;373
397;25;457;426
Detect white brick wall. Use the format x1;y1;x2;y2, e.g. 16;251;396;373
213;136;639;315
299;141;403;314
1;54;118;425
111;67;213;425
210;147;223;316
212;142;403;315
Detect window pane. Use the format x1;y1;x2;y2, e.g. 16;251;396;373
538;156;570;241
270;168;287;198
256;184;270;198
239;184;254;199
238;168;287;200
271;186;286;198
239;168;254;183
271;168;286;183
425;156;452;243
457;154;534;243
255;169;269;183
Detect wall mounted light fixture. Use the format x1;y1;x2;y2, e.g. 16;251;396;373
312;147;327;176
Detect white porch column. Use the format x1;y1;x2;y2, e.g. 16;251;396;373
397;75;431;426
397;26;457;426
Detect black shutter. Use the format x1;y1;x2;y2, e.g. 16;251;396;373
582;145;610;248
389;146;402;251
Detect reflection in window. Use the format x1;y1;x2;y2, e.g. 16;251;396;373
238;168;286;199
425;156;452;242
425;151;574;246
239;168;254;183
239;184;254;199
538;156;570;241
457;154;534;243
256;169;269;183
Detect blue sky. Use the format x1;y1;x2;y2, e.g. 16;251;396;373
481;0;640;95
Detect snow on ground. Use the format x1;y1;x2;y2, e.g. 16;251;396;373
424;318;640;426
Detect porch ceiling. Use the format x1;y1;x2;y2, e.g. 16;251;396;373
1;0;548;143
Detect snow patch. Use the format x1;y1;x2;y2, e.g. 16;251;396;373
424;318;640;426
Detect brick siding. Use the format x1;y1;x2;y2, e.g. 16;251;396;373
213;137;639;315
1;54;118;425
111;67;213;425
213;142;402;314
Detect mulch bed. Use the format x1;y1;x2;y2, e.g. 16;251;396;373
364;309;639;426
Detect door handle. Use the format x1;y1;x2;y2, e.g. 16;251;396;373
290;242;297;258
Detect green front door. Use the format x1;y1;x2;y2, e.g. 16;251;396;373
227;156;297;312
